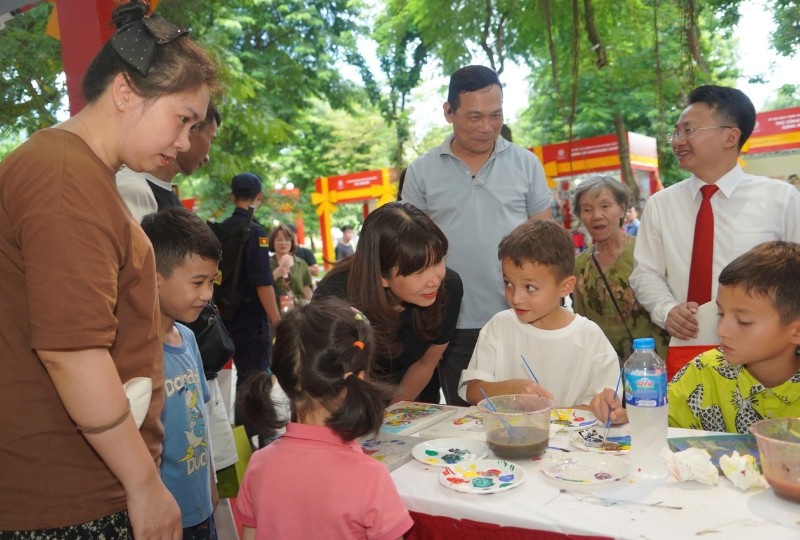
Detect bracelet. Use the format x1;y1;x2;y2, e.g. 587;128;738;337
76;401;131;435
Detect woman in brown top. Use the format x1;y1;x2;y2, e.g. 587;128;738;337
0;2;219;538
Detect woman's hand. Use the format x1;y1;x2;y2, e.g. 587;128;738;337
278;254;294;273
126;473;182;540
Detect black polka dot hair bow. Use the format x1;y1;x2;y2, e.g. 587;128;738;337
111;14;188;76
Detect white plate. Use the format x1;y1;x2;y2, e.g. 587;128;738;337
551;408;598;430
412;438;488;467
569;429;631;454
439;459;525;494
542;452;630;485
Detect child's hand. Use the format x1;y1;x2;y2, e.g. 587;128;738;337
506;379;554;401
590;388;628;425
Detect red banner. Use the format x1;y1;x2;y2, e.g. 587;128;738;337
746;107;800;155
316;169;384;193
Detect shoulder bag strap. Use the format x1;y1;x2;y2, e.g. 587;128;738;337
590;246;634;340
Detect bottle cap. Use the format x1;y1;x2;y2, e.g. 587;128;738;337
632;337;656;350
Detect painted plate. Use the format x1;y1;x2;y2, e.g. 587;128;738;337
542;452;630;485
412;438;488;467
569;429;631;454
551;408;598;430
439;459;525;494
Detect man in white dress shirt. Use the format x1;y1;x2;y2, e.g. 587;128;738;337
631;85;800;341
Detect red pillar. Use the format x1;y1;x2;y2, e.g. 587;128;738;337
56;0;117;115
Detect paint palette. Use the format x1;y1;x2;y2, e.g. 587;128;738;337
542;452;630;485
551;408;598;430
412;438;488;467
569;429;631;454
439;459;525;494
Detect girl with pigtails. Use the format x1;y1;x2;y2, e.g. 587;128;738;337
234;297;413;540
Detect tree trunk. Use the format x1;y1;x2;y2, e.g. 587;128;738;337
583;0;607;67
614;113;640;204
684;0;708;75
541;0;561;107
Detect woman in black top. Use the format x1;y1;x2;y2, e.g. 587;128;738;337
315;202;463;402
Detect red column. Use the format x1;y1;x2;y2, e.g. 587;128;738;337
56;0;117;115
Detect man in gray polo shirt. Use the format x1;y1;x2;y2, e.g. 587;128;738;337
402;65;552;405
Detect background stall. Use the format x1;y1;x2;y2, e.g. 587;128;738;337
531;131;661;250
311;168;396;268
741;106;800;184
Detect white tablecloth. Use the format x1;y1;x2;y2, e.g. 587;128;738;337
391;426;800;540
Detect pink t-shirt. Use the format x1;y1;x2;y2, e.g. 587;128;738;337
235;423;413;540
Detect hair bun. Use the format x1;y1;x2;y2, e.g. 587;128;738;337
112;0;149;29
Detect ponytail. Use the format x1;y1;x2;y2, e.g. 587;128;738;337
235;371;288;441
327;370;392;440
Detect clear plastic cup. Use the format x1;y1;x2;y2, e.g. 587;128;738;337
477;394;554;459
750;417;800;502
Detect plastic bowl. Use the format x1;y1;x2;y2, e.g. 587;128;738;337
477;394;554;459
749;417;800;502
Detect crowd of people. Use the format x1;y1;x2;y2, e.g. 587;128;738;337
1;2;799;539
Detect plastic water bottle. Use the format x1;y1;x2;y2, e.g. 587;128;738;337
624;337;668;479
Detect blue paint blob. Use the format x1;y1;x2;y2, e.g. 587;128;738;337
441;453;462;464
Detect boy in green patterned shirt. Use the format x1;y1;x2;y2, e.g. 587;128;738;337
591;241;800;433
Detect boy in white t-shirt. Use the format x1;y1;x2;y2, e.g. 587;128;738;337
458;219;619;407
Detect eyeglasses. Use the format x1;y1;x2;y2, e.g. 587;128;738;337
667;125;732;143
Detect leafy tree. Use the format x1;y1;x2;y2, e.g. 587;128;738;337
0;3;64;138
771;0;800;56
357;5;429;169
762;84;800;111
508;0;739;187
158;0;367;175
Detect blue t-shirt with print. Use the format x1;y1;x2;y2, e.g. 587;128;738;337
161;323;213;528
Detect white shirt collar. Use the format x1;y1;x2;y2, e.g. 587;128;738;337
688;164;746;199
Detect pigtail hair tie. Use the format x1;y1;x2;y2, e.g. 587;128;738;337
353;340;365;350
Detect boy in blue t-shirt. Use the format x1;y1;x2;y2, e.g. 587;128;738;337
141;207;221;538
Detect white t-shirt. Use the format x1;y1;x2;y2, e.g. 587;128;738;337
115;166;174;222
458;310;619;406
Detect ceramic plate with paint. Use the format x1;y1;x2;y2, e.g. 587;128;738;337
569;429;631;454
439;459;525;494
541;452;630;485
550;409;598;430
412;438;488;467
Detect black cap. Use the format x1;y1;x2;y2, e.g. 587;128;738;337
231;173;263;197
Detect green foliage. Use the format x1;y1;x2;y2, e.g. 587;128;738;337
771;0;800;56
510;0;740;187
0;4;64;138
0;0;793;205
762;84;800;111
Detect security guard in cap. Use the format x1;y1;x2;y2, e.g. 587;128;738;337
222;173;281;443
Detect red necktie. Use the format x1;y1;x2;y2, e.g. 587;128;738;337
687;184;719;305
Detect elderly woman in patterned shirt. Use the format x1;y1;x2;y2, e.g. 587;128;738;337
571;175;668;365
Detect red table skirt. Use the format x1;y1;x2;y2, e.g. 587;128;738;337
406;511;612;540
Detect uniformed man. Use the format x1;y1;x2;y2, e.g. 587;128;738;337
222;173;281;429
